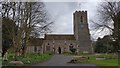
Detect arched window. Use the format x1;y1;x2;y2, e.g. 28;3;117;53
46;46;50;51
69;45;73;49
34;46;37;52
81;16;83;22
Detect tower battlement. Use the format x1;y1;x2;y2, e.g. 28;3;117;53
75;10;87;13
73;10;88;23
74;10;87;16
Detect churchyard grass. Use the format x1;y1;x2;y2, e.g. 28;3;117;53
85;54;119;66
2;53;53;66
64;53;119;67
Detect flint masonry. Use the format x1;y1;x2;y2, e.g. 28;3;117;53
27;11;92;54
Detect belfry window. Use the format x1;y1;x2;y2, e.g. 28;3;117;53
81;16;83;22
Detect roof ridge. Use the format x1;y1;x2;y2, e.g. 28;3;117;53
46;34;74;35
45;34;76;40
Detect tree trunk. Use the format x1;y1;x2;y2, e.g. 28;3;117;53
113;19;119;38
2;48;7;57
22;46;27;57
113;12;120;52
22;2;32;56
15;48;19;61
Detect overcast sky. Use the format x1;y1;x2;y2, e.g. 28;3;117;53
44;2;110;40
2;0;115;40
44;2;97;33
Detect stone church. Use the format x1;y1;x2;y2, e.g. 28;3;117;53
27;11;92;54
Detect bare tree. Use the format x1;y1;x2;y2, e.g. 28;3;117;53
21;2;53;56
91;2;120;52
91;2;120;39
2;2;53;59
30;2;53;38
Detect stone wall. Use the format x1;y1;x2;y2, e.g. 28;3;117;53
27;46;43;53
43;40;77;54
73;11;92;53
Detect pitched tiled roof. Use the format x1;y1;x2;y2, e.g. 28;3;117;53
45;34;75;40
29;37;44;46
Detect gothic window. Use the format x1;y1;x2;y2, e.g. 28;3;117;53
69;45;73;49
81;16;83;22
34;46;37;52
46;46;50;51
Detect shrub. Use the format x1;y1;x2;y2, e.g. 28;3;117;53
70;48;77;54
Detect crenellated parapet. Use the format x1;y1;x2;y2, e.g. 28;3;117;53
74;10;87;13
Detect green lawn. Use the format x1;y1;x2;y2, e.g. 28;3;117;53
2;53;53;66
87;58;119;68
88;58;119;66
82;53;119;66
0;57;2;67
64;53;119;67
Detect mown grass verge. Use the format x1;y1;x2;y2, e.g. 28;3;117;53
2;53;53;68
64;53;119;68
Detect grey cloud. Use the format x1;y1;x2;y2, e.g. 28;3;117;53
44;2;110;40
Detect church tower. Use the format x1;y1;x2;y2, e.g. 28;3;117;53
73;11;92;53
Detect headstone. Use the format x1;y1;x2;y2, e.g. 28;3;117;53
95;54;101;56
96;57;106;60
9;61;24;65
79;56;89;60
83;51;89;54
68;59;77;63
